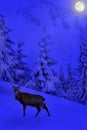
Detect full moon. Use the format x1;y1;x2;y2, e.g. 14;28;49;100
75;1;85;12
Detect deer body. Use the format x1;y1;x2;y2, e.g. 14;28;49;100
13;88;50;117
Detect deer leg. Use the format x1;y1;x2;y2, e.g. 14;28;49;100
35;107;41;117
23;105;26;117
43;104;50;116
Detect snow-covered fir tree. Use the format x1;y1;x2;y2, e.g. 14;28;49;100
0;15;15;82
58;66;67;98
77;36;87;104
10;42;31;85
34;35;58;94
66;63;78;100
0;15;31;85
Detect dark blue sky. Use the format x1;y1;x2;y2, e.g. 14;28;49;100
0;0;87;72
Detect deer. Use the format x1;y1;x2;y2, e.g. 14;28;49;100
13;86;50;117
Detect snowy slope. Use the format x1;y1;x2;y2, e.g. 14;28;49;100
0;81;87;130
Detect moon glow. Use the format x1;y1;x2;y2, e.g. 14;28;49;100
75;1;85;12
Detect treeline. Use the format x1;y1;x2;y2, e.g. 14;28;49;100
0;15;87;105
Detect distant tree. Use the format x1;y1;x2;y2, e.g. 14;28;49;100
34;35;57;94
66;63;78;100
59;66;66;91
77;36;87;104
58;66;67;98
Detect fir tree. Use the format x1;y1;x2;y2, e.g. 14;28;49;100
10;42;31;85
66;63;77;100
0;15;15;82
34;35;57;94
58;66;67;97
77;36;87;104
0;15;31;85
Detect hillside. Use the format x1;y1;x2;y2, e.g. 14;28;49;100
0;81;87;130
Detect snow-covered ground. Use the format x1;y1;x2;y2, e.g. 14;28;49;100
0;81;87;130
